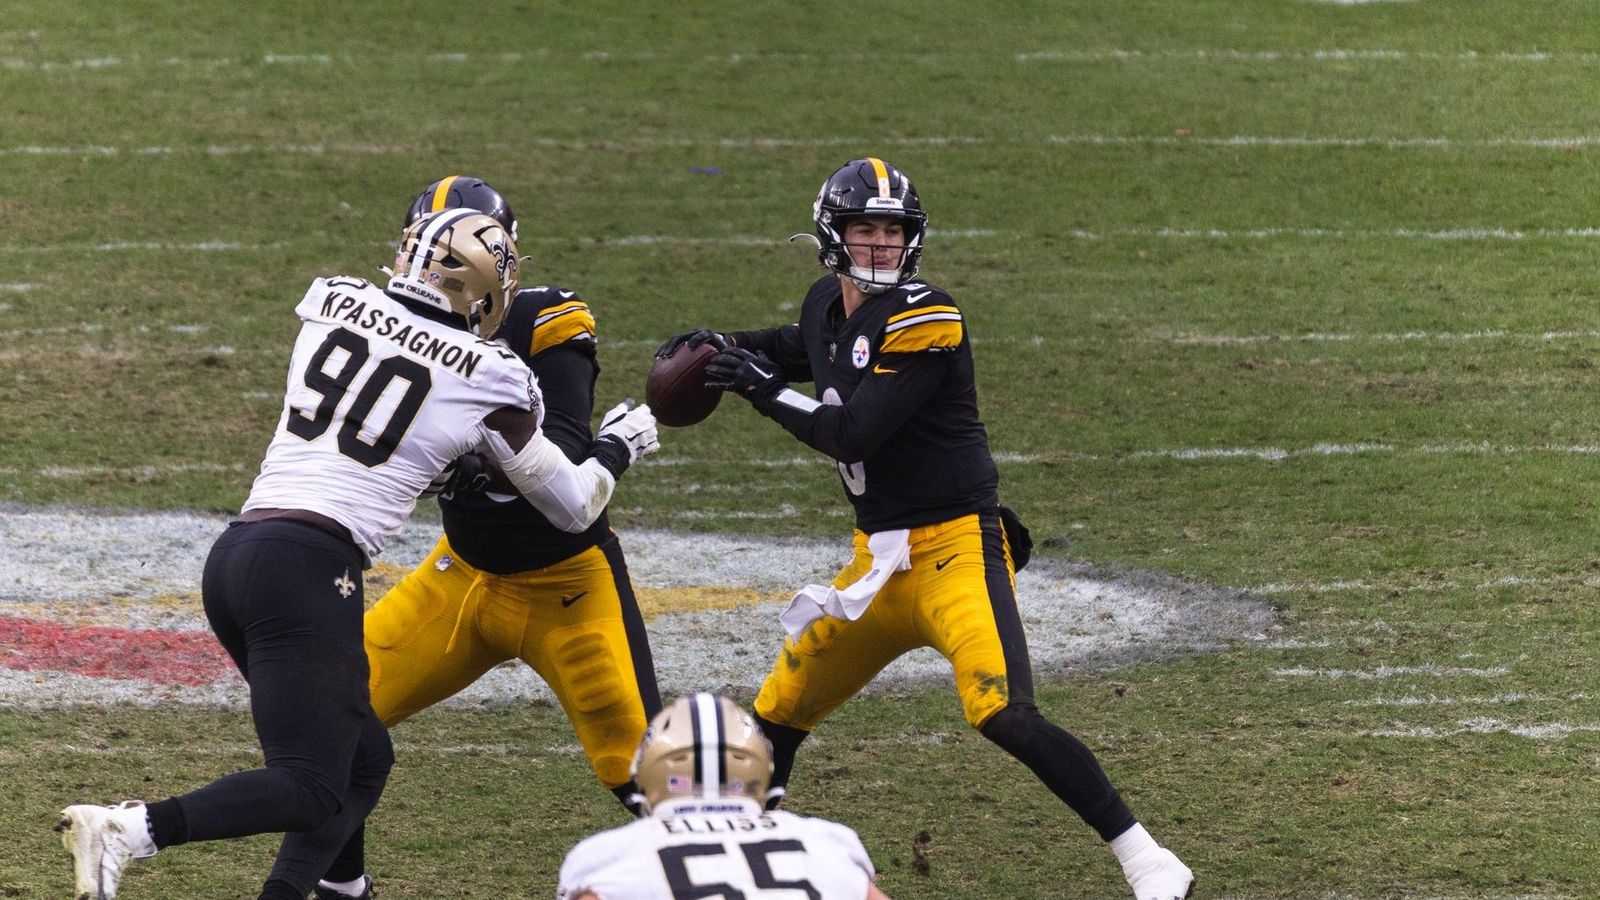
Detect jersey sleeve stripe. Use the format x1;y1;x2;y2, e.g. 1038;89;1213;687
884;310;963;332
879;318;963;353
886;304;960;325
529;302;597;355
534;300;590;326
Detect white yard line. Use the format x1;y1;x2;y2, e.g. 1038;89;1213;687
1159;329;1600;346
1;240;277;254
48;327;1597;351
10;442;1600;481
1067;227;1600;240
1274;664;1509;679
1250;573;1592;596
13;134;1600;157
0;740;568;761
0;323;204;339
11;227;1600;258
1367;718;1600;739
1048;133;1600;149
1116;442;1600;465
1343;692;1586;707
0;232;991;256
10;47;1600;71
1018;48;1600;63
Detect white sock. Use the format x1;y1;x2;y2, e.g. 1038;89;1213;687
108;801;158;859
316;876;369;897
1109;822;1160;868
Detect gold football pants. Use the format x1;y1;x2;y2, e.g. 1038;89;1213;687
363;534;658;788
755;510;1028;732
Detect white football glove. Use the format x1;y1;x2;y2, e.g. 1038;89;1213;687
597;401;660;464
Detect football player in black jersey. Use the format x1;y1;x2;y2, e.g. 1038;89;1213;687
656;158;1193;899
310;177;662;900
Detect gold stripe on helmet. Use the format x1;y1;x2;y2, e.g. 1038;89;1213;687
429;175;460;212
867;157;891;198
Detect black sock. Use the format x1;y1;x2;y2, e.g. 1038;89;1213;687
752;713;810;809
144;797;188;850
322;822;366;883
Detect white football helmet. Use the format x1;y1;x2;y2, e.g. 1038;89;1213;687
387;209;519;338
632;693;773;815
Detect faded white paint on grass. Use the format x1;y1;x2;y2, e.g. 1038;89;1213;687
1367;718;1600;739
1160;329;1600;346
16;133;1600;158
19;46;1600;70
1274;664;1510;679
1049;133;1600;150
12;226;1600;261
1344;692;1587;707
0;508;1272;708
15;441;1600;484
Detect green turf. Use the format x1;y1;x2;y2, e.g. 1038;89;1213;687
6;1;1600;897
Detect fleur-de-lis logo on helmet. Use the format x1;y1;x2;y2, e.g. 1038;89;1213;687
385;210;521;338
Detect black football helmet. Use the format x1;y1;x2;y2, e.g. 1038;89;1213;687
808;157;928;293
405;175;518;242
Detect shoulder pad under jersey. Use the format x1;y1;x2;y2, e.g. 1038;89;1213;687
878;282;962;353
520;285;596;356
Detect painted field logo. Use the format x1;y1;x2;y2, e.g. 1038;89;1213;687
0;510;1274;708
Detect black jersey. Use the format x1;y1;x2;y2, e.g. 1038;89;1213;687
438;285;611;574
730;276;999;532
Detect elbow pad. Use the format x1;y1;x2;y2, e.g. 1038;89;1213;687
485;431;617;532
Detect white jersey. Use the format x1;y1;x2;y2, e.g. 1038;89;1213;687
243;276;537;558
558;798;875;900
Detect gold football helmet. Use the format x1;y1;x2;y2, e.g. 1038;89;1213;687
632;693;773;814
387;209;519;338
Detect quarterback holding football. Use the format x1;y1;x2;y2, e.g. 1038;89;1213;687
655;158;1193;899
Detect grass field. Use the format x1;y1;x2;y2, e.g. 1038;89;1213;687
5;1;1600;896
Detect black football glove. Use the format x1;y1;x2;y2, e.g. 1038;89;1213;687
423;452;495;498
704;347;785;404
655;329;730;359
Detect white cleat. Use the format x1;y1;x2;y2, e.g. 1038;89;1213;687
54;801;156;900
1123;845;1195;900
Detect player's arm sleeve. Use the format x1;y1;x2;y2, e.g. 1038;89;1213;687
484;425;618;532
727;323;812;383
757;350;946;463
480;365;615;533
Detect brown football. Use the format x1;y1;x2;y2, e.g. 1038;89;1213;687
645;341;723;427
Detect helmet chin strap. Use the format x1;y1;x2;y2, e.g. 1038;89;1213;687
847;252;905;294
847;272;896;294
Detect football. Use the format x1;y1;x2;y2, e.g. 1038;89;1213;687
645;341;722;427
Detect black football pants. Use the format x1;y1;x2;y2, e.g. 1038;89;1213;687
145;519;394;900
